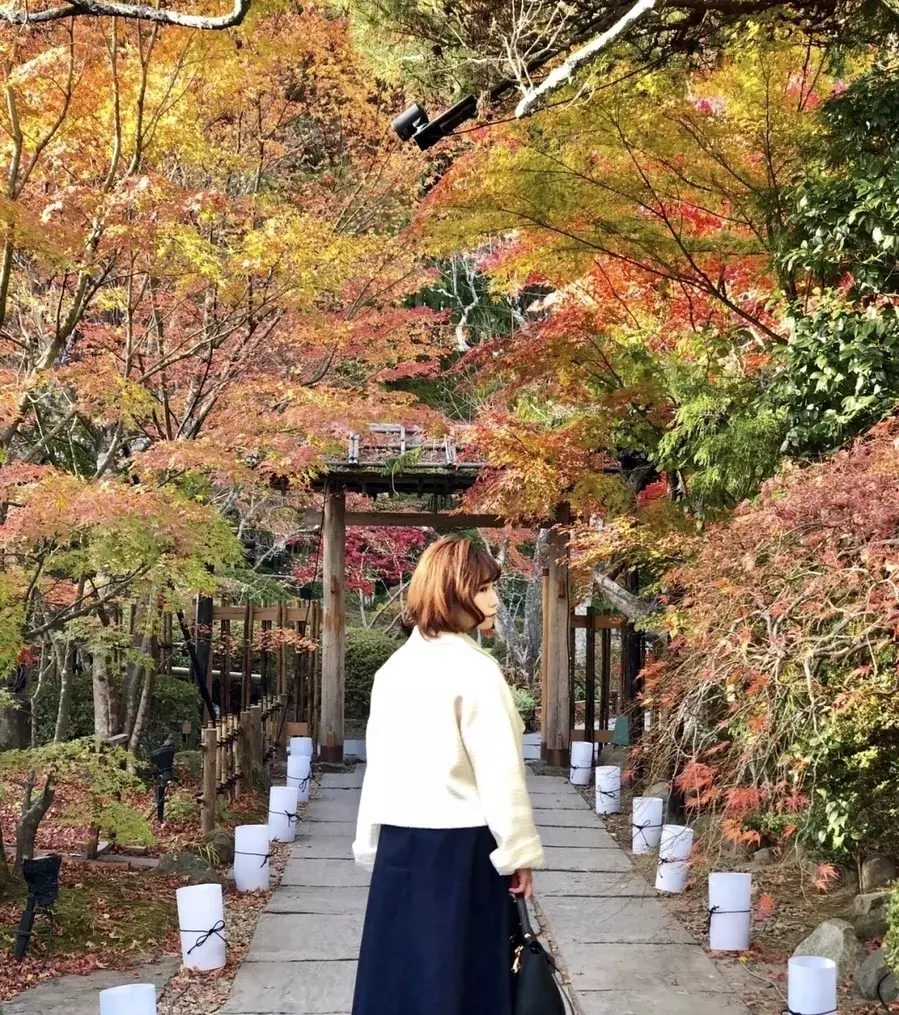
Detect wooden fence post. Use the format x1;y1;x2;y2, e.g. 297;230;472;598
239;710;252;794
250;703;263;772
202;723;217;836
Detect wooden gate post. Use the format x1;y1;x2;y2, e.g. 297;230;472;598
320;487;346;764
584;606;596;744
545;504;571;768
195;595;215;723
238;709;252;794
202;723;217;835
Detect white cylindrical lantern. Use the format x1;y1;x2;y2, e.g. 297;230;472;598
287;753;311;803
234;824;271;892
631;796;664;854
595;766;621;814
569;741;593;786
788;957;838;1015
655;824;694;893
289;736;313;757
99;984;157;1015
708;872;752;951
268;785;299;844
176;884;226;971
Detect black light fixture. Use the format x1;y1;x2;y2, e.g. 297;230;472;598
150;742;176;823
14;854;62;960
392;95;478;150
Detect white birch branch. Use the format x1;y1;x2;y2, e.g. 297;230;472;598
0;0;251;28
515;0;658;118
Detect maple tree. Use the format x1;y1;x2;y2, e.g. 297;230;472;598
0;5;447;746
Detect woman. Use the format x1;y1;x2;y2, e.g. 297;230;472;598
352;537;544;1015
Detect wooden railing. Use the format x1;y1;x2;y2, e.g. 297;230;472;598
199;693;288;834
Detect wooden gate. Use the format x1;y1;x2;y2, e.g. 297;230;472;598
568;608;644;747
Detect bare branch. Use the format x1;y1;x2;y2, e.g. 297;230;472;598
0;0;251;30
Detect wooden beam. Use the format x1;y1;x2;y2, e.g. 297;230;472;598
303;510;507;529
320;488;346;764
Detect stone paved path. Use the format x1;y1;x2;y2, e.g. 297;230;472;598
223;768;750;1015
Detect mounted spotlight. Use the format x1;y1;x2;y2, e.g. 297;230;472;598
14;854;62;960
150;742;176;823
392;103;429;141
392;95;478;150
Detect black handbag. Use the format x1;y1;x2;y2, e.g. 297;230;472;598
510;896;572;1015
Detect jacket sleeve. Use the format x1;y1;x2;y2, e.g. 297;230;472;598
352;681;381;871
460;662;544;875
352;769;380;872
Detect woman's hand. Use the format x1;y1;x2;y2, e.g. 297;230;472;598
509;868;533;900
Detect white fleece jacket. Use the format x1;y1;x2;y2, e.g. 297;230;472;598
352;627;544;876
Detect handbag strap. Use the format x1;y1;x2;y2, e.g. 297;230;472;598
515;896;536;940
514;896;578;1015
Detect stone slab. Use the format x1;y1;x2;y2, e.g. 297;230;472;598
312;789;363;802
538;826;619;849
222;960;357;1014
247;914;363;961
306;801;361;822
536;871;654;897
4;958;179;1015
297;822;357;841
541;847;632;873
267;887;370;916
292;838;355;860
541;895;693;944
528;795;591;809
318;771;365;789
533;808;604;828
563;943;730;992
282;858;370;887
577;989;751;1015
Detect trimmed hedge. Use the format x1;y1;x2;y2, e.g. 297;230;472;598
345;628;400;721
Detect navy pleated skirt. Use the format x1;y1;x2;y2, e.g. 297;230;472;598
352;825;513;1015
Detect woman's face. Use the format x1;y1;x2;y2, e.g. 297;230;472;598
473;580;499;632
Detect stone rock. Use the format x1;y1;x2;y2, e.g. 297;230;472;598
643;782;670;804
861;856;898;892
854;948;899;1003
853;891;892;916
204;826;235;866
174;750;202;780
157;850;222;885
753;847;776;865
252;760;271;792
691;814;718;843
792;919;866;980
852;911;888;941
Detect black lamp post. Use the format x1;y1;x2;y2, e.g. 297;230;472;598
14;854;62;960
150;743;175;823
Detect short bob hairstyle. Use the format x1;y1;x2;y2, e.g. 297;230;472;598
404;537;501;637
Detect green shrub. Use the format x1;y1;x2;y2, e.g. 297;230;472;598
345;628;399;721
32;673;201;753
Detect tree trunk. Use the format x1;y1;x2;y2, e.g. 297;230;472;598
15;770;56;873
122;598;154;738
92;651;113;742
524;529;548;679
127;666;155;759
30;638;51;748
53;636;75;742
